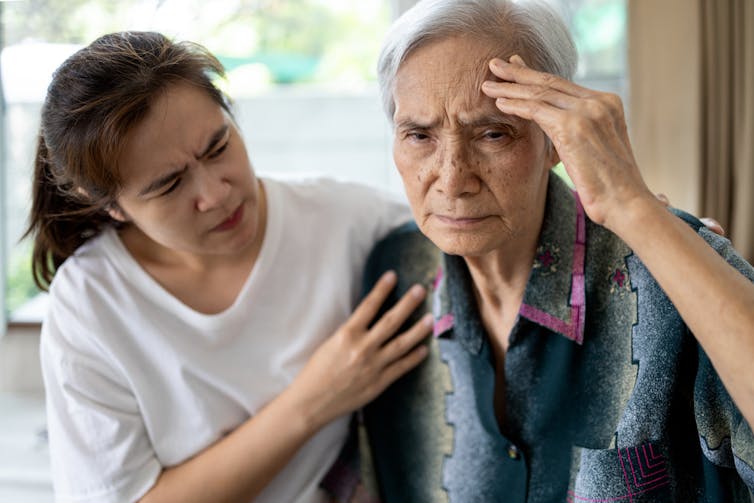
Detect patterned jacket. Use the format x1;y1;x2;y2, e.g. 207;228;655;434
358;173;754;502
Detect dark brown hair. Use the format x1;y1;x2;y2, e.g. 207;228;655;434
24;31;230;290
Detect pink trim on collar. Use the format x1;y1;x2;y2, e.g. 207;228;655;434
433;313;455;338
519;192;586;344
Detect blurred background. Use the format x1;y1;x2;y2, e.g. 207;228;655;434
0;0;751;500
0;0;628;326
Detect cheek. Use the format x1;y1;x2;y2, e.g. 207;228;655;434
394;145;417;185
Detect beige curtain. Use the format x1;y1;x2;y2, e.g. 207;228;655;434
629;0;754;262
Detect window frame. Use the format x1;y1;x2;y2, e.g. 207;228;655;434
1;1;8;335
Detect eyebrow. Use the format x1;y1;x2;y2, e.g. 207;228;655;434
394;118;439;130
458;114;521;129
395;114;520;131
137;124;230;197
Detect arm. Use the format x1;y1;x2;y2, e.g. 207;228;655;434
481;55;754;428
139;271;432;502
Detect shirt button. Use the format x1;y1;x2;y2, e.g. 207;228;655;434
507;444;521;460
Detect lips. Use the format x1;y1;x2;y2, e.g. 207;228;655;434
435;214;488;223
213;204;244;232
431;214;492;230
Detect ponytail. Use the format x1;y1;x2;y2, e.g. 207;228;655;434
23;135;114;291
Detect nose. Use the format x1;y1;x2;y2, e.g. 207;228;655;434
194;165;231;212
432;140;480;197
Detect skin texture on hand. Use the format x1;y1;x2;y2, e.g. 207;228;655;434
289;270;433;429
481;54;655;233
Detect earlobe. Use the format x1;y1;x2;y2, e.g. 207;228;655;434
106;203;130;223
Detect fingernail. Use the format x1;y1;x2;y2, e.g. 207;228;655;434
490;58;506;71
382;270;397;284
410;284;426;299
510;54;526;66
423;313;434;327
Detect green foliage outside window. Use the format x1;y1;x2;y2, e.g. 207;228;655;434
2;0;625;321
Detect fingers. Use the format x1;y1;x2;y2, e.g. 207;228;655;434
367;282;427;346
375;342;430;392
485;55;591;99
379;313;433;365
657;194;726;236
482;80;579;110
700;217;726;236
481;56;573;131
481;55;622;132
348;270;398;329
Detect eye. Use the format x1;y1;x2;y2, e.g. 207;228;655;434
406;131;430;142
208;141;229;159
483;129;509;140
160;178;182;196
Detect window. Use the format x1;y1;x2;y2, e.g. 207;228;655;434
0;0;626;328
1;0;393;326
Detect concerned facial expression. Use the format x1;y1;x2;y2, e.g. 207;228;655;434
392;35;558;257
114;83;263;260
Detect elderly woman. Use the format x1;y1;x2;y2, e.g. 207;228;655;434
360;0;754;501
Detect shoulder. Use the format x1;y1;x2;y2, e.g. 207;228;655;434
49;230;116;304
651;207;753;281
263;175;405;213
264;176;411;250
364;222;441;292
44;229;142;358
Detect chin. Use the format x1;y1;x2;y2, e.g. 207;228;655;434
425;229;499;258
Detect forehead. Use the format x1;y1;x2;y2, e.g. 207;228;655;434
393;35;511;123
118;84;227;186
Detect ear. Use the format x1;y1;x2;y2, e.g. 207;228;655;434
106;202;130;223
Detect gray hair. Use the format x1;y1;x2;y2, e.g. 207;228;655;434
377;0;578;121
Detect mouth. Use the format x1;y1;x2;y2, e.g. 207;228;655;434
434;214;489;228
212;203;244;232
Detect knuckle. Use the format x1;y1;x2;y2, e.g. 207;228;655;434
584;99;608;121
540;72;559;88
379;310;398;328
389;335;406;354
603;92;623;111
567;115;592;136
346;347;365;367
531;85;550;102
552;127;572;147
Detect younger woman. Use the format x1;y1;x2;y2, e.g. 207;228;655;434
28;31;431;502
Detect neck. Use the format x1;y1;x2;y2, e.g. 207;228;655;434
464;237;536;314
463;195;546;354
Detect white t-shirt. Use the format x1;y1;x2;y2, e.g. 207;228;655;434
40;177;411;503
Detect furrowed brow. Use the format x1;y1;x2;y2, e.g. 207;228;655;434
198;124;230;158
137;167;186;197
394;117;439;130
459;113;519;129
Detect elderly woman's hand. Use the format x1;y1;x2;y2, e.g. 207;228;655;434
481;55;657;233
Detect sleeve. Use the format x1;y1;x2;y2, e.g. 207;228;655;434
690;224;754;490
41;280;161;503
342;181;413;249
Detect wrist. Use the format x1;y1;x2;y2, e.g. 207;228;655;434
276;383;329;439
601;191;665;237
